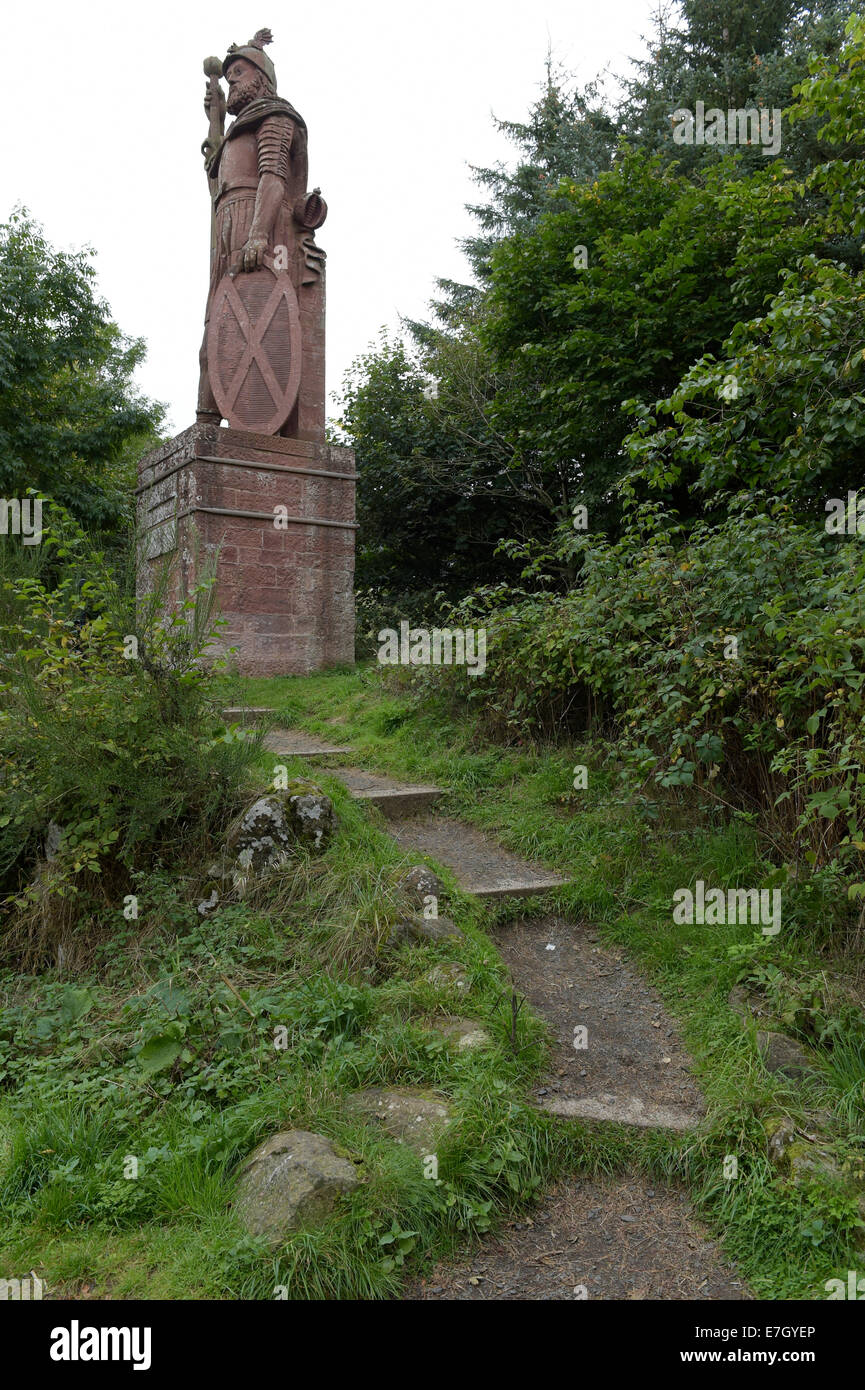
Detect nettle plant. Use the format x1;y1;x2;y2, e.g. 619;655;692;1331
0;507;256;952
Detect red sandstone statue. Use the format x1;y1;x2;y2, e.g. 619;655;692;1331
197;29;328;439
138;29;354;677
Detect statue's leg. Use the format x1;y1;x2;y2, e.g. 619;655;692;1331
198;212;231;424
197;319;221;423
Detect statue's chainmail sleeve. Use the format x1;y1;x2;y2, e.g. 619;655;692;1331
257;114;294;180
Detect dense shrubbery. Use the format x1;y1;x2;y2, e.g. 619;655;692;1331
342;4;860;593
354;585;447;660
0;509;259;961
424;500;865;884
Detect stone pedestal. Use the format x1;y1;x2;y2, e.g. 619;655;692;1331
136;422;355;676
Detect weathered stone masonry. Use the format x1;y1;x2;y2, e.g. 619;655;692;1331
137;422;356;676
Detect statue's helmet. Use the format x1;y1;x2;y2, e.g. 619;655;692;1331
223;27;276;90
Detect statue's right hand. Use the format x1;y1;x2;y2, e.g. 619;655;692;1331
204;83;226;121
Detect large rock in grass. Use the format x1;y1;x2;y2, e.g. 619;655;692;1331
756;1031;819;1082
398;865;446;909
234;1130;358;1244
425;962;470;993
345;1087;452;1154
765;1112;865;1249
226;796;293;879
388;915;464;946
428;1016;490;1051
283;778;336;853
766;1116;798;1168
225;782;336;885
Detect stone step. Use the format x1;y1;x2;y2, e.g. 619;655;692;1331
389;814;568;900
328;768;443;818
535;1093;701;1132
222;706;275;726
264;728;353;758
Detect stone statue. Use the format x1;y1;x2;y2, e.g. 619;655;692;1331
138;27;355;678
197;28;328;439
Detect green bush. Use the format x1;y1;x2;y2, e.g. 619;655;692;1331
354;586;447;661
423;498;865;881
0;507;259;960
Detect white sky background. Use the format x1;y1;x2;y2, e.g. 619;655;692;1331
1;0;656;434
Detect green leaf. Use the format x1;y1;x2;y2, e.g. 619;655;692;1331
137;1033;184;1075
60;987;95;1025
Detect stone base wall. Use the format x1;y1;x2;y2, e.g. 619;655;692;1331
137;423;355;676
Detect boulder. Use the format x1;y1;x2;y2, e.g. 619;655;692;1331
398;865;446;909
389;915;464;946
425;962;469;993
787;1139;843;1184
766;1110;846;1175
428;1016;489;1050
756;1031;819;1082
345;1087;452;1154
226;796;293;879
765;1116;798;1168
765;1112;865;1249
767;1121;846;1192
283;779;336;853
234;1130;358;1244
224;782;337;885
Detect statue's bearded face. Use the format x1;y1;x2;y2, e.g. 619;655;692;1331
225;58;270;113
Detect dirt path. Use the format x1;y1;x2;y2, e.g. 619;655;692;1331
496;914;704;1131
407;1175;750;1300
406;912;748;1300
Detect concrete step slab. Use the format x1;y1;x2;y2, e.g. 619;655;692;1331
496;915;705;1134
536;1093;701;1132
328;768;443;818
389;814;568;900
264;729;353;758
222;706;275;726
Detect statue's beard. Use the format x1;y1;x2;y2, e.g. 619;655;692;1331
227;77;268;114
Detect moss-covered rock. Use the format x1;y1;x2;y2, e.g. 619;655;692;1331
234;1130;358;1244
427;1016;490;1050
398;864;447;908
425;962;470;993
388;915;464;946
344;1087;452;1153
756;1030;819;1082
283;779;336;853
226;796;293;879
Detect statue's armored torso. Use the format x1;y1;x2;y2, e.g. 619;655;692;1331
210;106;304;285
217;126;261;193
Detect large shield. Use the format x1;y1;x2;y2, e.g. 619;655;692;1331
207;263;302;434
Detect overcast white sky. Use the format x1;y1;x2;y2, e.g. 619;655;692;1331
1;0;656;433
